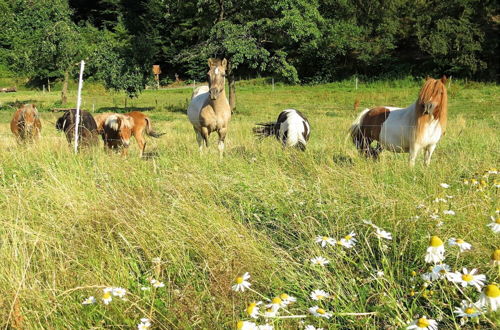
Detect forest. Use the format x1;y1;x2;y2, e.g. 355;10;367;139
0;0;498;100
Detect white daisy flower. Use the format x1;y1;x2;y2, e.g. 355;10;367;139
232;272;251;292
102;287;113;305
487;216;500;233
138;318;151;330
257;324;273;330
82;296;96;305
140;286;151;291
449;268;486;291
150;279;165;288
447;238;472;252
440;183;450;188
406;316;438;330
494;179;500;188
308;306;332;319
376;270;385;278
278;293;296;306
305;326;324;330
428;264;452;281
375;228;392;240
453;300;483;318
246;301;262;319
421;273;432;282
339;232;357;248
443;210;455;216
237;320;258;330
491;249;500;266
488;168;498;175
266;296;286;312
429;214;440;220
315;235;336;247
151;257;161;263
425;236;445;264
310;256;329;266
476;284;500;311
112;287;127;298
310;289;330;301
433;198;447;203
445;195;454;199
416;204;426;209
471;179;479;185
263;308;277;318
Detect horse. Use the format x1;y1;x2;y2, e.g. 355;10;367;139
187;58;231;158
56;109;99;148
349;76;448;166
94;113;114;135
253;109;311;151
101;111;164;157
10;104;41;143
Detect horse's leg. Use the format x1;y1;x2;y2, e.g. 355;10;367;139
195;130;204;153
135;132;146;158
409;143;422;167
201;127;210;148
424;144;437;166
217;127;227;159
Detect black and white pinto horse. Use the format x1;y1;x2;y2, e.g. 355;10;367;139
253;109;311;150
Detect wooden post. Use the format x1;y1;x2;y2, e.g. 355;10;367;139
448;76;452;89
355;77;358;90
43;85;45;93
47;78;51;92
272;78;274;91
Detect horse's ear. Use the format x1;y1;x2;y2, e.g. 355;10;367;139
208;58;214;67
221;58;227;69
426;75;430;80
440;75;447;84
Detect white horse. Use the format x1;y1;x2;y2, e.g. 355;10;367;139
253;109;311;150
187;59;231;158
349;76;448;166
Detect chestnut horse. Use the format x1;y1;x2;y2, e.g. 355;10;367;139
10;104;41;142
349;76;448;166
187;58;231;157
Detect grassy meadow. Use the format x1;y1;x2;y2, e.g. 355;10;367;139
0;78;499;329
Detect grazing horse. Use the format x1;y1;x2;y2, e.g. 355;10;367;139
10;104;41;142
187;58;231;157
101;111;164;157
56;109;99;148
349;76;448;166
253;109;311;151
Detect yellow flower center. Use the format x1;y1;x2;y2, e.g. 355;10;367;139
279;293;289;300
416;318;430;328
322;236;328;241
429;236;443;247
236;277;244;284
246;303;257;315
316;294;324;300
462;274;474;282
103;292;112;300
439;269;447;274
472;179;477;183
465;307;475;314
411;271;417;277
237;321;244;329
345;235;352;240
317;308;326;315
272;297;282;304
456;239;464;244
492;249;500;261
485;284;500;298
495;218;500;224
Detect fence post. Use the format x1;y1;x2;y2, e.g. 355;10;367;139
272;78;274;91
355;77;358;90
74;60;85;154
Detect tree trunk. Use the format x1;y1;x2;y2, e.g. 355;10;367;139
61;71;69;105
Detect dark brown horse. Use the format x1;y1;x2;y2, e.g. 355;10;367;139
56;109;99;148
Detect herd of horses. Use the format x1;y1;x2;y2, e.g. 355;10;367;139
8;58;449;166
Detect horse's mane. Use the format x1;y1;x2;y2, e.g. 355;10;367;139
415;77;448;139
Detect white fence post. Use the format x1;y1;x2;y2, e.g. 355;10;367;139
74;60;85;154
355;77;358;90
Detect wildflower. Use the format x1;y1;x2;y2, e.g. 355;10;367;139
376;270;385;278
375;228;392;240
140;287;151;291
151;257;161;263
463;179;469;185
453;300;483;318
310;289;330;301
102;287;113;305
406;316;438;330
339;232;357;248
305;326;324;330
433;198;447;203
263;308;277;318
488;168;498;175
257;324;273;330
447;238;472;252
232;272;251;292
246;301;262;319
138;318;151;330
309;306;332;319
446;195;454;199
310;256;329;266
491;249;500;266
82;296;96;305
425;236;445;264
476;284;500;311
279;293;296;306
443;210;455;216
471;179;478;185
487;215;500;233
112;287;127;298
494;179;500;188
440;183;450;188
429;214;440;220
449;268;486;291
150;279;165;288
266;297;284;312
315;235;336;247
428;264;452;281
237;320;257;330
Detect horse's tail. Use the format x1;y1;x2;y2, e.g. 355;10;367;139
144;117;165;138
253;122;276;139
348;108;370;149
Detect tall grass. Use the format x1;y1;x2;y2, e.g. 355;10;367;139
0;79;498;328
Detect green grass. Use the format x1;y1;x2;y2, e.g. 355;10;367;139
0;79;499;329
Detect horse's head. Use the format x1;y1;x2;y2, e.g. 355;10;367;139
207;58;227;100
20;104;39;135
418;76;447;116
106;114;134;148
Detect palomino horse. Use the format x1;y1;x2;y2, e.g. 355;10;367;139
10;104;41;142
349;76;448;166
187;58;231;157
253;109;311;151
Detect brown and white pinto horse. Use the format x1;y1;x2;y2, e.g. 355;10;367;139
101;111;164;157
10;104;41;142
349;76;448;166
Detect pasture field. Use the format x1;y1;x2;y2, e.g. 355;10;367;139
0;79;499;329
